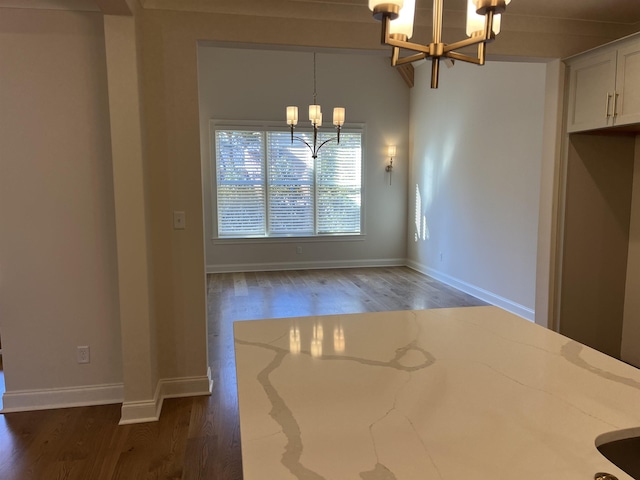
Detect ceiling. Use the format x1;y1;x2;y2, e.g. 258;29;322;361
4;0;640;26
290;0;640;25
3;0;640;59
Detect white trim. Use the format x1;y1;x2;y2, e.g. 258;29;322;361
160;367;214;400
118;383;162;425
206;258;406;274
211;234;366;245
119;368;213;425
1;368;214;422
406;260;535;322
1;382;123;413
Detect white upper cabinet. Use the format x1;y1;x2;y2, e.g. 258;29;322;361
566;37;640;133
615;42;640;126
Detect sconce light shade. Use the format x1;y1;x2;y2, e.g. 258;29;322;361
387;145;397;157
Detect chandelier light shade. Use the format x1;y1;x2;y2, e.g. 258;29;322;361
389;0;416;38
286;53;345;159
369;0;513;88
286;106;299;126
466;0;501;36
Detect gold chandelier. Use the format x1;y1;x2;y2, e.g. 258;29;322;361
369;0;512;88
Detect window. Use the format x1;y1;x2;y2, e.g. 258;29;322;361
214;127;362;238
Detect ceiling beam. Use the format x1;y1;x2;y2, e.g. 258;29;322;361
397;63;414;88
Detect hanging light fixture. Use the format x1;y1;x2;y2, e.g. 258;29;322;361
286;53;346;159
369;0;512;88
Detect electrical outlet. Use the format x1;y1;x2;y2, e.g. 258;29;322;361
77;346;90;364
173;211;186;230
296;246;303;254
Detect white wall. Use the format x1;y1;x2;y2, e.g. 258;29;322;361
407;60;547;320
198;46;410;272
0;8;122;408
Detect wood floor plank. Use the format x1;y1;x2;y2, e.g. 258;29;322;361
0;267;485;479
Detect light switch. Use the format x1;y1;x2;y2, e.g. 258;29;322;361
173;211;186;230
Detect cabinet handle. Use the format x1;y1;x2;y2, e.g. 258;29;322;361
613;91;619;117
606;93;612;118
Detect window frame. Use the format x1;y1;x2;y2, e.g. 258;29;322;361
209;120;366;243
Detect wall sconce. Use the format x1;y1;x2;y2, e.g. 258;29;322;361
386;145;396;185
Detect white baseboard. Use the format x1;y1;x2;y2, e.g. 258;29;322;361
118;382;163;425
119;367;213;425
206;258;405;274
1;382;124;413
406;260;535;322
1;368;213;422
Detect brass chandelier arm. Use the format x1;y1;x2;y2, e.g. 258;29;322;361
393;51;427;66
383;4;495;70
445;50;483;65
386;37;433;55
443;33;491;53
390;42;485;68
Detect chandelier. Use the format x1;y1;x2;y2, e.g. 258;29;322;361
286;53;346;159
369;0;512;88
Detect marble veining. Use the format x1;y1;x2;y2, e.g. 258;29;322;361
561;341;640;391
234;307;640;479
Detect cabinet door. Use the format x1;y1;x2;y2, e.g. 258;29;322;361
566;50;617;133
614;41;640;126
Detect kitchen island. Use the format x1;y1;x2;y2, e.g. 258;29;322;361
234;306;640;479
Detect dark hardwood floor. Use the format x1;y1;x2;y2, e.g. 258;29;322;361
0;267;485;479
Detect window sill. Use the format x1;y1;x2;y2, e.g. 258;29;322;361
211;234;366;246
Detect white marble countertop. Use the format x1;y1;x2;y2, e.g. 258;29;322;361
233;306;640;479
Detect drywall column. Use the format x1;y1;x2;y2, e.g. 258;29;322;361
103;11;159;423
622;136;640;368
534;59;565;329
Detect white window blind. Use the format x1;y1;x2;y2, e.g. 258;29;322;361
267;133;315;235
214;127;362;238
215;130;266;237
316;132;361;234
